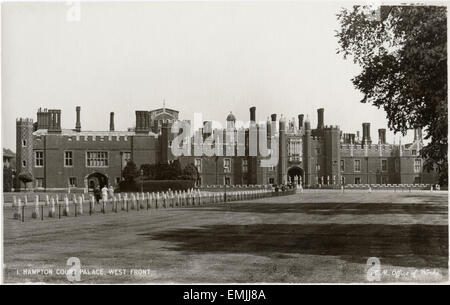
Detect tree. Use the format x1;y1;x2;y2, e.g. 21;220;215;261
122;160;139;182
18;172;33;190
3;166;13;192
182;164;199;181
336;5;447;185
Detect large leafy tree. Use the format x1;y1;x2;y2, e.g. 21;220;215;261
336;5;447;184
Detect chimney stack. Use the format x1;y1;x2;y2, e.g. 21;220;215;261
250;106;256;123
75;106;81;132
110;112;115;131
378;128;386;144
414;127;423;142
135;111;150;134
271;113;277;122
298;114;304;129
362;123;371;144
317;108;324;129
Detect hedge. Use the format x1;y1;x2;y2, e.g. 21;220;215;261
118;180;195;193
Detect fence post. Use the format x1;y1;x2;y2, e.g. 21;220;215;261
14;198;22;220
78;196;83;215
89;196;94;215
32;195;39;219
49;198;56;217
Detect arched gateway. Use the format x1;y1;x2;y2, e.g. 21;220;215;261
85;172;109;191
287;166;304;185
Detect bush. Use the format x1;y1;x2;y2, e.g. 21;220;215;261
18;172;33;183
118;179;195;193
123;160;139;182
182;163;198;180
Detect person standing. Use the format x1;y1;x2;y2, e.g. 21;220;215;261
108;185;115;199
102;185;109;201
94;185;101;204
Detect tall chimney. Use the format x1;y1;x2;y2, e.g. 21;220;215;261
378;128;386;144
110;112;115;131
298;114;304;129
317;108;324;129
250;106;256;122
271;113;277;122
75;106;81;132
362;123;371;144
414;127;422;142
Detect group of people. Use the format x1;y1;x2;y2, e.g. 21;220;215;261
93;184;115;204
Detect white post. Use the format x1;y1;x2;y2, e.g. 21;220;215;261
32;195;39;219
78;196;83;215
49;197;56;217
63;196;70;216
14;198;23;219
131;193;136;210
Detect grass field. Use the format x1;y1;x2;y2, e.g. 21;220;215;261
3;191;448;283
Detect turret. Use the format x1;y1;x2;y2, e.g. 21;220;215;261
298;114;304;130
304;116;311;131
16;118;34;190
278;116;287;185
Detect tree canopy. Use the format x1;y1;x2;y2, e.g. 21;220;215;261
122;160;139;182
336;5;447;184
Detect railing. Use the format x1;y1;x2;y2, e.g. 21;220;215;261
6;187;295;223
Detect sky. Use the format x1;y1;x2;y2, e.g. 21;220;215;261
1;1;417;152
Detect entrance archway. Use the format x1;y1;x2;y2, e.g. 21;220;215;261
288;166;304;185
85;172;108;191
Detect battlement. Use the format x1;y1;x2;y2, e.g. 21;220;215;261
16;118;34;125
324;125;340;130
340;143;394;151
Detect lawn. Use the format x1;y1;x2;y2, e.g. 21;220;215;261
3;191;448;283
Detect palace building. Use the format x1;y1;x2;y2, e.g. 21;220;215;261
15;106;438;191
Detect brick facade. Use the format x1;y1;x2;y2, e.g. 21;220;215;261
15;106;439;191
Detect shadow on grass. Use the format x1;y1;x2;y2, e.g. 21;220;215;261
140;223;448;269
193;202;448;216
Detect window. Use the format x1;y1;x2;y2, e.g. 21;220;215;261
195;158;202;173
354;160;361;172
224;177;231;185
64;151;73;167
35;178;43;188
69;177;77;187
22;140;27;147
355;177;361;184
315;163;320;172
269;177;275;184
35;151;44;167
86;151;109;167
340;160;345;172
381;159;387;172
22;160;27;168
242;159;248;173
414;159;422;173
122;152;131;167
412;150;417;156
224;158;231;173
